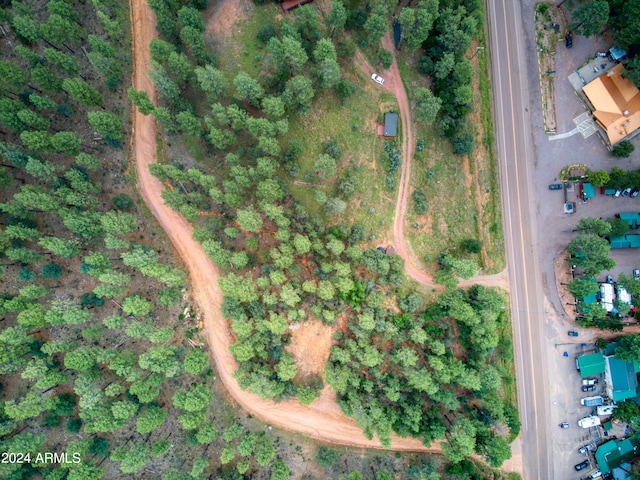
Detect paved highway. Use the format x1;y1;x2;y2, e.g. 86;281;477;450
487;0;553;478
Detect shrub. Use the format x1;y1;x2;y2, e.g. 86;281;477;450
323;140;342;160
257;24;276;43
611;140;635;158
80;292;106;308
314;446;340;468
412;189;428;214
112;193;134;210
66;417;82;433
462;238;482;254
418;56;434;75
40;262;61;280
452;132;474;155
335;79;353;99
379;49;393;69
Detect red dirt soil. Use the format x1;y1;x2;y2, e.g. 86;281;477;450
129;0;436;452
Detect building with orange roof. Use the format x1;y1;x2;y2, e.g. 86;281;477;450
582;63;640;145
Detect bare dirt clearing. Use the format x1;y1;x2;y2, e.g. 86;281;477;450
286;320;332;379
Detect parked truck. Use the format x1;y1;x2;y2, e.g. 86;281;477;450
581;396;604;407
582;378;598;386
578;416;601;428
597;405;616;416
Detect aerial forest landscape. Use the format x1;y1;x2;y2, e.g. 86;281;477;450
0;0;551;477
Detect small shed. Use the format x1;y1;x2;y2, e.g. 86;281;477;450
581;182;595;200
384;113;398;137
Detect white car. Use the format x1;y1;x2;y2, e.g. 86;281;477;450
371;73;385;85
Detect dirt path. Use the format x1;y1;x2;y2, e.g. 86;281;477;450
129;0;438;453
357;34;510;292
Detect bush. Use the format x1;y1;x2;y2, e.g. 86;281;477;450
324;198;346;216
611;140;635;158
335;79;353;99
379;49;393;69
18;267;35;282
80;292;106;308
462;238;482;254
314;446;340;468
418;56;434;75
112;193;134;210
412;189;428;214
452;132;474;155
66;417;82;433
40;262;61;280
323;140;342;160
257;24;276;43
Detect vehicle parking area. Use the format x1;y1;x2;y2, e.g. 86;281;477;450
550;342;629;479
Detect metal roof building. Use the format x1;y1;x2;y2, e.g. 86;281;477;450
605;355;639;402
384;113;398;137
595;437;640;474
619;212;640;229
578;352;606;377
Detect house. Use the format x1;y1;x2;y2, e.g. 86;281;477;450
280;0;313;13
595;437;640;475
384;113;398;137
604;355;640;402
581;63;640;145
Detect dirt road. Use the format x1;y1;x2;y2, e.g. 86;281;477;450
129;0;438;453
358;34;510;292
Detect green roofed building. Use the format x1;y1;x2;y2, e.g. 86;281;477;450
595;437;640;474
619;212;640;229
578;352;606;377
605;355;639;402
384;113;398;137
582;182;595;200
610;234;640;248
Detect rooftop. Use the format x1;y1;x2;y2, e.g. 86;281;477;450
582;64;640;145
579;352;606;377
384;112;398;137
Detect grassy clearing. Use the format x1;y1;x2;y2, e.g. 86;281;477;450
395;48;505;273
212;4;280;81
283;60;399;244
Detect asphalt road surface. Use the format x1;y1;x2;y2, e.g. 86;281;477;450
487;0;553;478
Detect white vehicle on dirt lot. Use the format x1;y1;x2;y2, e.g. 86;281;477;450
371;73;385;85
582;378;598;386
578;416;601;428
597;405;616;416
581;396;604;407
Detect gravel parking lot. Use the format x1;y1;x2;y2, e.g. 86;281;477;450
519;2;640;477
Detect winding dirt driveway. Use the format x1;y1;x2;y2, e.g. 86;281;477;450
357;35;509;292
129;0;436;452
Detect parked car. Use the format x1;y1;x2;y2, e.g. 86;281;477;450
575;460;590;471
588;470;603;479
631;188;639;198
566;33;573;48
582;385;597;392
634;269;640;281
583;378;598;386
606;275;614;284
560;422;569;428
623;187;632;196
549;183;563;190
370;73;385;85
578;444;592;454
614;188;623;197
568;331;579;337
